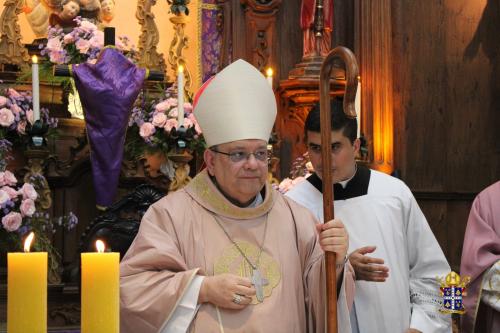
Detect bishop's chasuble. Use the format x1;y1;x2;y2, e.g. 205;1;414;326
120;169;354;332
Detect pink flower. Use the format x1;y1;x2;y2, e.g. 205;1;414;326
46;37;62;51
79;20;97;33
2;212;22;232
187;113;202;134
0;96;8;107
152;113;167;127
89;31;104;49
278;178;293;193
3;170;17;186
21;183;38;201
7;88;21;99
63;33;75;44
20;199;36;217
1;186;18;200
183;118;193;129
168;107;178;118
11;104;21;114
164;118;178;132
166;98;178;107
26;109;34;125
49;51;66;64
155;100;172;112
17;120;27;134
76;39;91;54
0;108;14;127
183;103;193;113
139;122;155;138
0;189;10;205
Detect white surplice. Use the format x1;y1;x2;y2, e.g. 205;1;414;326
286;168;452;333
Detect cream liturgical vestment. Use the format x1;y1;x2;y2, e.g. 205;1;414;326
286;166;452;333
120;170;354;333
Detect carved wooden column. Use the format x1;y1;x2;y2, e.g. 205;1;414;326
136;0;167;75
0;0;30;67
356;0;394;174
239;0;282;76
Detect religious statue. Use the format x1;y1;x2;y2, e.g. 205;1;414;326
79;0;101;24
300;0;333;58
23;0;60;38
48;0;79;30
98;0;115;28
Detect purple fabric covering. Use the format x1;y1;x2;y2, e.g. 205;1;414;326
201;1;223;82
72;48;145;207
460;181;500;333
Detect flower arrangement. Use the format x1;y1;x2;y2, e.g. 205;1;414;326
41;17;137;65
276;153;313;194
0;165;78;281
125;87;205;161
0;88;58;164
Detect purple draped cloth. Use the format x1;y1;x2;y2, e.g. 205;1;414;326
460;181;500;333
72;48;146;207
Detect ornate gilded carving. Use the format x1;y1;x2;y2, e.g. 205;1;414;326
167;151;192;191
0;0;30;66
136;0;167;74
24;148;52;210
168;13;193;101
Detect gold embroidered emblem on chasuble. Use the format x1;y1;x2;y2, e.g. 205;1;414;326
214;241;281;305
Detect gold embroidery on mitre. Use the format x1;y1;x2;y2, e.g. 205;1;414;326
188;170;275;219
213;241;281;305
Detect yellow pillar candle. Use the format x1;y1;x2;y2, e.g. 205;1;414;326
7;232;47;333
81;240;120;333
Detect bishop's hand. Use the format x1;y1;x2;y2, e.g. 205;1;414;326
316;218;349;267
198;273;256;310
349;246;389;282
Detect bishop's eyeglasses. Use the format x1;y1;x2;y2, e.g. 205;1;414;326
210;148;269;163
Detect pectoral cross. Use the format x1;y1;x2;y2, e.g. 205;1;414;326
252;269;269;302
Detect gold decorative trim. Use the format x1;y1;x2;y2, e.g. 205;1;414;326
185;170;275;219
201;3;220;10
197;1;203;87
136;0;167;75
214;240;281;305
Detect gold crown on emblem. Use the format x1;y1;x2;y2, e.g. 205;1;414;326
437;271;471;314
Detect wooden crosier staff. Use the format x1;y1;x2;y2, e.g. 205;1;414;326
319;46;359;333
54;27;164;81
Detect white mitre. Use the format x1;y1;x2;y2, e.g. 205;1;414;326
193;59;277;147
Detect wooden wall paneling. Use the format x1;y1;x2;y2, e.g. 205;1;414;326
333;0;354;50
443;0;500;192
276;0;302;81
358;0;394;174
240;0;282;73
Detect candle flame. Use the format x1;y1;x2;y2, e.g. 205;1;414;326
266;67;273;77
96;240;105;253
32;55;38;64
24;232;35;253
178;65;184;73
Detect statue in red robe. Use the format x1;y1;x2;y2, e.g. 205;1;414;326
300;0;334;58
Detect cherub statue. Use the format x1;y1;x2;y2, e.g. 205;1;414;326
49;0;80;30
98;0;115;28
23;0;61;37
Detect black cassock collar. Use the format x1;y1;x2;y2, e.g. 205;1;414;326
306;165;371;200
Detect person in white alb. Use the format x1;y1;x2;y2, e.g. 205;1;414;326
286;97;452;333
